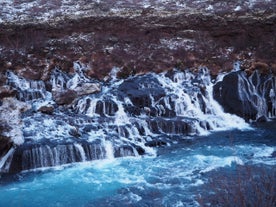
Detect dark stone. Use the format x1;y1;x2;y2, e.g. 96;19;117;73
118;75;166;115
0;136;13;159
69;127;81;138
95;100;118;116
0;86;17;99
133;145;146;155
114;145;135;158
214;71;258;120
145;140;167;147
214;70;275;121
256;115;268;123
53;89;77;105
38;104;55;114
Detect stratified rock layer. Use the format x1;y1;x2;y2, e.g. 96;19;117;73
0;0;275;79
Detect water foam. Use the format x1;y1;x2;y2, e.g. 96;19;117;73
4;67;253;172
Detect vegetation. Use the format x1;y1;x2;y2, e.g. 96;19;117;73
197;165;276;207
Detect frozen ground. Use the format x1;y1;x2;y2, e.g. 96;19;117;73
0;0;274;24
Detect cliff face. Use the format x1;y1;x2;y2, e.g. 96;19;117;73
0;0;275;80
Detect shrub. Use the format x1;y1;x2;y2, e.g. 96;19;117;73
197;165;276;207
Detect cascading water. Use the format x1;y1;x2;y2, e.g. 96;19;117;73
0;64;259;173
214;69;276;121
1;64;276;207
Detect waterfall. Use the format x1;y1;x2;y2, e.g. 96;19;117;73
213;70;276;121
3;66;265;173
6;71;51;102
74;143;86;161
0;148;15;172
103;141;114;160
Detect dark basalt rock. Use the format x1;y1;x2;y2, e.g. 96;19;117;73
213;71;276;121
0;86;17;99
213;71;258;120
145;140;167;147
118;74;166;106
0;136;13;159
95;100;118;116
271;151;276;158
8;141;146;173
118;74;167;117
38;104;55;114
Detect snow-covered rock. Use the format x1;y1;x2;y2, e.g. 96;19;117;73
0;97;31;145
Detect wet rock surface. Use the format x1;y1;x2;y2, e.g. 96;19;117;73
0;97;30;145
213;70;276;121
0;136;13;159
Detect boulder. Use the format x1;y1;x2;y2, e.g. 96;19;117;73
73;82;101;96
52;89;78;105
118;75;166;104
0;97;30;145
213;71;275;121
213;71;258;120
0;86;17;99
69;127;81;138
38;104;55;114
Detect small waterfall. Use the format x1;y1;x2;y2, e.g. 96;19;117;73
6;71;51;102
269;83;276;118
74;143;86;161
0;148;15;172
103;141;114;160
3;67;259;173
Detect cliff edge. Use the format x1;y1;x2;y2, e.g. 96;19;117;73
0;0;275;80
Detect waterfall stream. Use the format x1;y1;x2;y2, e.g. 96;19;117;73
2;64;275;173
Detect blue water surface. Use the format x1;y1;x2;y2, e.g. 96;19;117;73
0;122;275;207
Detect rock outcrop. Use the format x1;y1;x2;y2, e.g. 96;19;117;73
214;70;276;121
0;97;30;145
0;97;30;172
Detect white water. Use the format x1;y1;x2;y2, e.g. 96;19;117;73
156;68;250;132
5;66;271;174
0;148;14;172
1;126;275;207
104;141;114;160
74;144;86;162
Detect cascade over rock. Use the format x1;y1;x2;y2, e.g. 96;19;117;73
214;70;276;121
0;65;253;173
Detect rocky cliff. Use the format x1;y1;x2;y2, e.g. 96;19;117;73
0;0;275;80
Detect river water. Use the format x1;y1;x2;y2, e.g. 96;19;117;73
0;121;275;207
